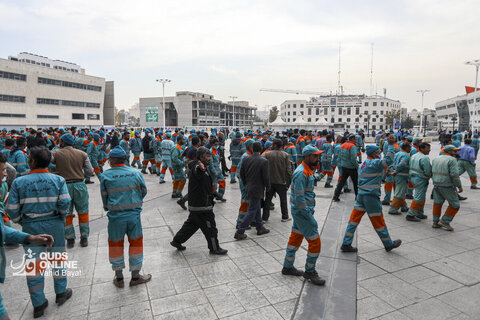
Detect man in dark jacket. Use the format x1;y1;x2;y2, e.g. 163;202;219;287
235;142;270;240
170;147;228;255
263;139;293;222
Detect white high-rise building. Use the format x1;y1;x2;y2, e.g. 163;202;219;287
0;52;115;129
280;95;401;133
434;90;480;132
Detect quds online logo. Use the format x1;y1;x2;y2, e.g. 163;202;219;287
11;248;81;277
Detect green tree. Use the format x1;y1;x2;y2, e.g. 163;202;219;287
401;115;414;129
269;106;279;123
384;110;401;128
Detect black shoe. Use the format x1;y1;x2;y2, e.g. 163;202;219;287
282;267;304;276
419;214;428;219
343;189;351;193
458;195;467;201
177;199;187;210
210;248;228;255
67;239;75;249
55;288;73;306
234;232;247;240
159;180;166;184
230;180;237;184
85;180;94;184
156;173;160;176
215;196;227;202
332;197;340;202
385;239;402;252
303;271;326;286
406;195;414;200
406;215;420;222
324;184;333;188
314;180;318;187
170;240;186;251
80;238;88;247
34;299;48;318
171;194;180;199
381;200;390;206
471;185;479;189
141;170;147;174
401;206;409;213
148;167;153;174
340;244;358;252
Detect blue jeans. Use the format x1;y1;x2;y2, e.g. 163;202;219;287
237;197;263;234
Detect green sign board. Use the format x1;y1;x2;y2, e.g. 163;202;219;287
146;106;158;122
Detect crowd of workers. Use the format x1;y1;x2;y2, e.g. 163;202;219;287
0;125;477;318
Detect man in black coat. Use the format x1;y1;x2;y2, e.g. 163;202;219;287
234;142;270;240
170;147;228;255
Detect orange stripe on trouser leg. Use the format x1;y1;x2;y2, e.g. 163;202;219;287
2;214;9;223
134;156;140;161
128;237;143;255
108;241;124;258
338;175;342;183
433;204;442;216
307;237;321;253
410;201;421;211
385;182;393;192
65;215;74;226
370;215;387;229
156;163;161;168
349;208;366;224
321;170;327;175
445;206;459;217
173;181;179;191
94;167;101;174
287;232;304;247
240;202;249;212
327;171;333;177
218;180;225;189
169;168;173;175
150;159;156;164
212;185;216;192
178;180;186;191
471;177;478;184
408;181;413;188
142;160;148;166
161;167;167;174
231;166;237;173
25;259;47;275
391;198;402;208
78;212;89;223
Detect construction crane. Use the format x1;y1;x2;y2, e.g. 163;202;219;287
260;88;332;95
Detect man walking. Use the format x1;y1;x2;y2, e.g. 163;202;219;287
388;143;411;215
171;135;187;198
282;145;325;285
234;142;270;240
432;145;463;231
457;138;478;189
100;146;151;288
159;132;175;184
262;139;292;222
406;142;431;221
52;133;94;248
332;135;359;202
340;145;402;252
176;136;201;210
171;147;228;255
229;132;243;184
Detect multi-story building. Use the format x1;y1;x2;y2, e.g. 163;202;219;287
0;52;114;129
139;91;256;128
280;95;402;133
434;90;480;132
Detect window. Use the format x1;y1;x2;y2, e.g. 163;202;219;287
324;108;328;115
72;113;85;120
331;107;335;112
380;110;384;115
338;108;342;114
372;125;376;130
338;118;342;122
380;125;383;129
288;112;290;116
0;113;25;118
38;77;102;92
364;111;368;115
387;102;389;106
355;108;360;115
88;114;100;120
37;115;59;119
364;102;369;106
0;94;25;103
372;110;377;115
300;104;304;108
293;111;296;115
308;118;311;122
37;98;100;108
347;118;351;122
347;108;351;115
373;102;377;106
293;104;296;108
372;118;376;122
381;102;384;106
0;70;27;81
37;98;60;105
355;118;359;122
308;108;311;115
316;108;319;115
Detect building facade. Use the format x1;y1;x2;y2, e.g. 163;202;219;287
139;91;256;128
0;52;114;129
435;90;480;132
280;95;402;133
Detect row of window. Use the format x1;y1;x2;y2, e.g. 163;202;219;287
0;113;100;120
286;117;385;123
0;70;26;81
38;77;102;92
37;98;100;108
0;94;25;103
286;101;400;108
72;113;101;120
0;113;25;118
285;109;385;117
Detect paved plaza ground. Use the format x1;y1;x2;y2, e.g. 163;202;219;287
3;143;480;319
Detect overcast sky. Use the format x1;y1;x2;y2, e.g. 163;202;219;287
1;0;479;112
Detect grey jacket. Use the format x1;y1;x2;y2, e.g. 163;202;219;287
240;153;270;199
265;149;292;185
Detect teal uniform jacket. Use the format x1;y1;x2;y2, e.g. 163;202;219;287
130;137;142;155
409;152;432;181
8;149;29;177
339;141;358;169
320;142;333;171
358;152;394;197
392;150;410;180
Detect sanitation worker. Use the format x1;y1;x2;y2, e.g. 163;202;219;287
382;134;400;205
130;130;142;168
119;132;131;165
100;146;151;288
432;145;463;231
282;145;325;286
209;138;226;201
152;131;163;176
457;138;478;189
406;142;431;221
317;134;334;188
340;145;402;253
171;135;187;198
388;142;411;215
229;132;243;184
141;128;156;174
6;147;73;318
235;139;254;228
159;132;175;184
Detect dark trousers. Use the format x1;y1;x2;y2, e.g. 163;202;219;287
221;157;229;176
173;210;219;251
263;184;289;220
238;197;263;234
334;167;359;198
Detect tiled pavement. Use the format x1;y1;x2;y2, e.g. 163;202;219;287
3;143;480;319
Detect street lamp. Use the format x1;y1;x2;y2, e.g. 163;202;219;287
416;89;430;137
465;59;480;133
229;96;237;127
452;116;457;132
156;79;171;129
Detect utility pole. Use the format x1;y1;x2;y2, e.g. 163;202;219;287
370;43;374;97
465;59;480;132
229;96;237;127
156;79;171;129
338;43;342;95
416;89;430;137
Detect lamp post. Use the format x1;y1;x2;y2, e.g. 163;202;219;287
229;96;237;127
156;79;171;129
452;116;457;132
416;89;430;137
465;59;480;133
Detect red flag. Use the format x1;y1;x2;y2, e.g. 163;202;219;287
465;86;480;94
